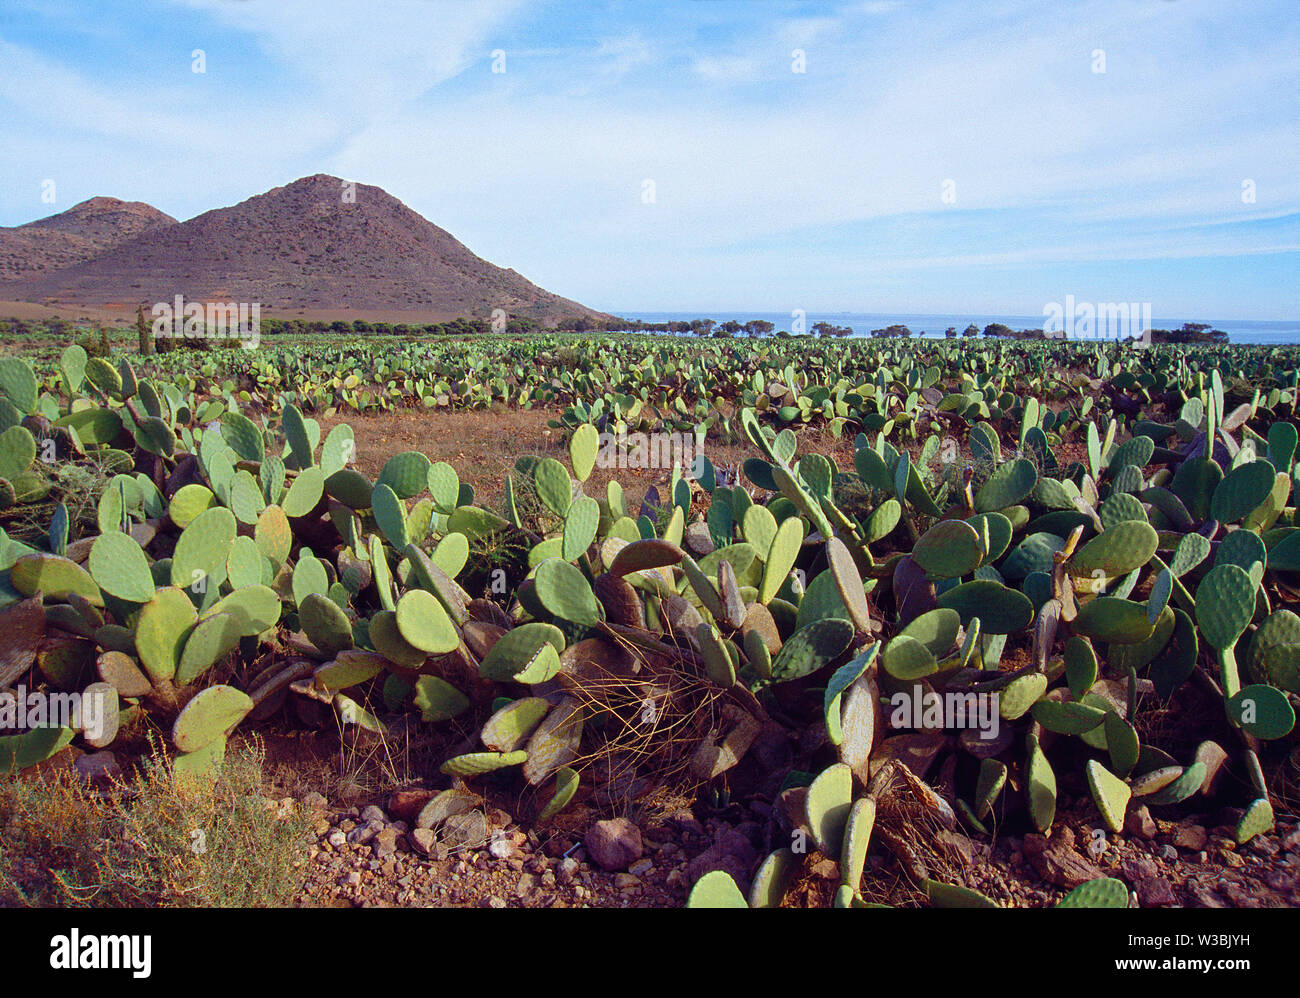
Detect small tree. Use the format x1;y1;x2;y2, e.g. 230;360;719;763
137;304;154;355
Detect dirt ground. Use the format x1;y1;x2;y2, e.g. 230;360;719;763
317;406;859;512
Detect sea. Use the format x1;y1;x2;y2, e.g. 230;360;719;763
619;312;1300;346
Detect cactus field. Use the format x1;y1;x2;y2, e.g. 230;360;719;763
2;332;1300;909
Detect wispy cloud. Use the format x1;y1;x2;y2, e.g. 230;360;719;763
0;0;1295;317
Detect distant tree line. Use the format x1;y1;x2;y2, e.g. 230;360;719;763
0;314;1231;344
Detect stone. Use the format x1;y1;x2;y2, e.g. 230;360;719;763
441;811;490;848
1124;805;1158;840
302;791;328;812
585;818;644;871
327;830;346;848
74;751;121;785
387;789;434;824
628;858;653;877
372;827;400;860
613;872;641;889
1023;831;1105;888
489;834;518;860
410;828;436;855
557;857;580;884
1171;823;1208;851
361;805;388;825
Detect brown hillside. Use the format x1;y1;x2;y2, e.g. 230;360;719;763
0;197;176;282
5;175;606;325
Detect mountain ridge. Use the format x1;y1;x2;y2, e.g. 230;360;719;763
1;176;606;325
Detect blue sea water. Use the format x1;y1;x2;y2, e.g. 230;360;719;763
620;311;1300;346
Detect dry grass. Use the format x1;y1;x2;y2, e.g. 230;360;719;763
0;737;311;907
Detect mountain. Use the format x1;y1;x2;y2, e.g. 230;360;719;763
2;175;606;325
0;197;176;282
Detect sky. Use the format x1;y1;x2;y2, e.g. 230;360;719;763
0;0;1297;319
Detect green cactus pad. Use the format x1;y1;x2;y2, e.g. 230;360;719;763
479;622;566;681
282;466;325;517
219;411;265;463
538;766;580;821
394;589;460;654
199;584;281;637
998;672;1047;719
376;450;432;499
440;750;528;777
172;684;253;753
935;580;1033;634
1105;712;1140;777
175;612;242;685
371;483;409;549
769;618;854;684
1073;597;1156;644
840;797;876;891
1026;735;1057;832
912;519;983;579
696;622;736;687
759;516;804;604
686;870;748;908
1211;459;1277;524
1064;636;1098;698
974;458;1037;513
0;358;38;415
87;532;155;604
135;587;198;682
882;635;938;680
324;468;374;509
562;496;600;561
1195;564;1255;651
533;457;572;517
865;500;901;543
481;697;551;752
1226;684;1296;740
169;484;218;529
569;424;600;482
1085;759;1131;832
312;649;387;690
10;554;103;606
1141;761;1206;805
925;880;998;908
171;506;237;593
292;551;330;606
1066;520;1158;579
1235;797;1274;844
412;675;470;722
974;758;1006;819
0;425;36;481
299;593;355;657
823;644;878;745
1055;877;1129;908
804;762;853;859
1031;699;1106;735
748;848;797;908
534;558;602;626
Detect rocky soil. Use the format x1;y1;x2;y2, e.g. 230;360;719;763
291;789;1300;909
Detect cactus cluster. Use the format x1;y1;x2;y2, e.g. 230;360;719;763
1;336;1298;908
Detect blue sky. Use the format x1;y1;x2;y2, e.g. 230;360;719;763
1;0;1297;319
